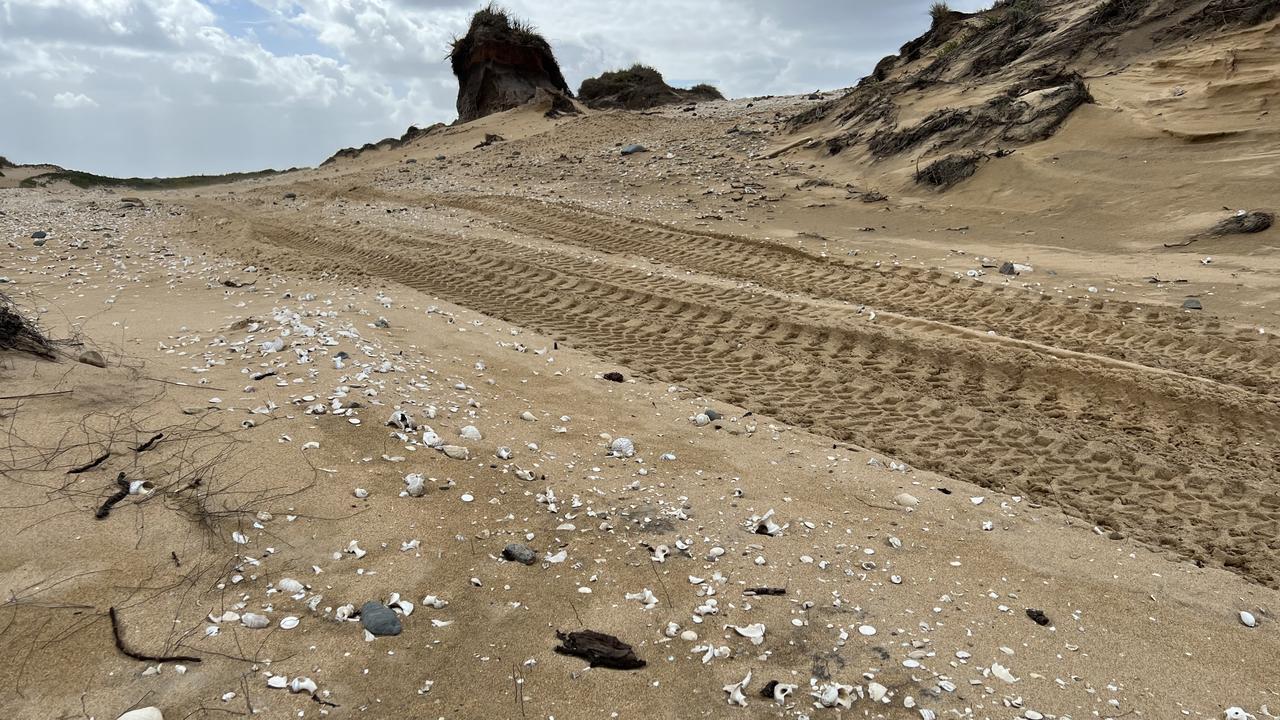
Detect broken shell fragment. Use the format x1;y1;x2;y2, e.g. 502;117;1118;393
726;622;766;645
723;669;752;706
240;613;269;629
403;473;426;497
813;682;855;709
290;677;318;694
117;708;164;720
279;616;299;630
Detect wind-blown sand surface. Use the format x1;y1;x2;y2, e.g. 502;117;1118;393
3;20;1279;717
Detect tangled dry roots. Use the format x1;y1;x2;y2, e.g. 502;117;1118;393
0;292;57;360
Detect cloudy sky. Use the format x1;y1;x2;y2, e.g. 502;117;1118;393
1;0;990;177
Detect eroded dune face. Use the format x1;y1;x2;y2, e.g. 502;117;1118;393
450;8;571;123
789;0;1280;191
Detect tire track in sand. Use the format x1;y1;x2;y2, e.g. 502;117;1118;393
199;198;1280;588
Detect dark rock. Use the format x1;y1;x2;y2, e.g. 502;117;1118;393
502;543;537;565
31;231;47;239
999;261;1017;276
704;408;722;421
360;601;402;636
283;192;296;200
577;64;723;110
1182;298;1203;310
449;7;571;123
1026;608;1051;626
621;144;648;156
602;371;625;382
554;629;645;669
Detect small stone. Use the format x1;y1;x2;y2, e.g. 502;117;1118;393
283;192;297;200
360;601;402;636
31;231;47;239
1240;610;1258;627
1182;298;1203;311
703;408;722;421
503;543;537;565
621;144;648;156
602;371;625;382
999;261;1016;276
78;349;108;368
894;493;920;508
441;445;470;460
1026;608;1050;626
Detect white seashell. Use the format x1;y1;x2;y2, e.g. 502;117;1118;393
345;540;366;558
390;598;414;617
421;595;448;609
545;550;567;563
1240;610;1258;627
723;669;751;706
664;622;680;638
651;545;669;562
334;603;356;621
276;578;305;594
1224;709;1254;720
128;480;154;495
858;624;877;636
421;431;443;448
726;623;766;645
354;487;369;498
496;446;513;460
231;531;248;544
692;413;710;427
990;662;1018;683
290;677;318;694
116;708;164;720
240;613;269;629
279;616;299;630
660;452;676;461
266;675;288;689
459;425;482;441
610;437;635;457
403;473;426;497
520;411;537;422
680;630;698;642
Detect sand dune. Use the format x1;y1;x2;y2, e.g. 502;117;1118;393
3;2;1279;719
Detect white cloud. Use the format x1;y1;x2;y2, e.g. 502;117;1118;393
51;91;98;108
1;0;993;177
